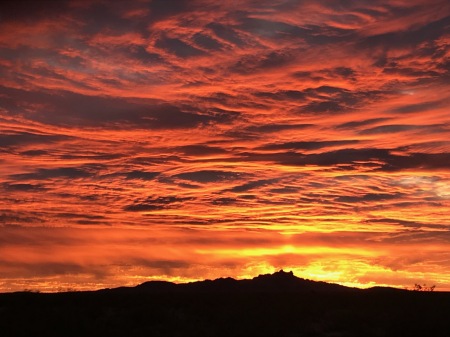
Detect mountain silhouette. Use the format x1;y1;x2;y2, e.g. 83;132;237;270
130;269;361;293
1;270;449;337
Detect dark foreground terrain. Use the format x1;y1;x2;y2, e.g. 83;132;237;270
1;271;449;337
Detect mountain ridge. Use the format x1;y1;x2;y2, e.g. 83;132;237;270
1;270;448;337
101;269;402;294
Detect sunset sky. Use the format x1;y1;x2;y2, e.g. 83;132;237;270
1;0;449;292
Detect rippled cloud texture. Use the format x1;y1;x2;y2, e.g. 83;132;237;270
1;0;449;292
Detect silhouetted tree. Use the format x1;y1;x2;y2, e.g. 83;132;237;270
412;283;435;291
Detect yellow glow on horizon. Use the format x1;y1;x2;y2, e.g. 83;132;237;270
195;245;381;258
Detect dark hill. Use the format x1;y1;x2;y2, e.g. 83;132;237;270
1;271;449;337
131;269;360;293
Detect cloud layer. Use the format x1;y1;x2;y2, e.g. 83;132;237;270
0;0;449;291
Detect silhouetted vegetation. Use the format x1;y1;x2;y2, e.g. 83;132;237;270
412;283;436;291
0;271;449;337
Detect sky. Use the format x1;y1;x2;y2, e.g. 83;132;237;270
0;0;449;292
